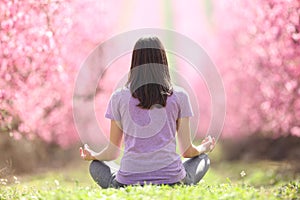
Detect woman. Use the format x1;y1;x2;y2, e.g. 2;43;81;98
80;36;215;188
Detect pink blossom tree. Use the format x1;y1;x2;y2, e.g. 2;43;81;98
0;0;77;147
0;0;119;147
212;0;300;138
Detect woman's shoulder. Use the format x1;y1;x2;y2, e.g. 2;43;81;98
171;85;191;105
172;85;189;97
110;86;131;98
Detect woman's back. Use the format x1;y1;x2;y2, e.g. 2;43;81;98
105;86;193;185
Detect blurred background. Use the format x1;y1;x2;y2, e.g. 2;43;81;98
0;0;299;181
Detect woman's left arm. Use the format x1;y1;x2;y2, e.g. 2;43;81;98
80;120;123;161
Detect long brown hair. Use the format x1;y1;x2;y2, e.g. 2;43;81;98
126;36;173;109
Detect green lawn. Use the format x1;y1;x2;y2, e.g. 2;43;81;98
0;160;299;200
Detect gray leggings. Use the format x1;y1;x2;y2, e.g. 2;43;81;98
89;154;210;189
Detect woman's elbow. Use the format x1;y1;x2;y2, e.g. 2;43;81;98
181;146;199;158
110;150;120;160
182;152;193;158
106;146;120;161
181;149;191;158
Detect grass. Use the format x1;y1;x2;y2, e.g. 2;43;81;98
0;160;299;200
1;143;299;200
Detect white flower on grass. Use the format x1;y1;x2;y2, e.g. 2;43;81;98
0;178;7;185
240;170;246;178
13;176;20;184
54;179;60;186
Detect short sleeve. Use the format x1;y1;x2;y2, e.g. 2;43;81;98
175;88;194;118
105;91;121;121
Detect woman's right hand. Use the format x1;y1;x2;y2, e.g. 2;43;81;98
79;144;98;161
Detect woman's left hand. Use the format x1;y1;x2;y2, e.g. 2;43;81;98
198;135;216;153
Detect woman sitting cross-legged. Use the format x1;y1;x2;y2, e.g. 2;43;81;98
79;36;216;188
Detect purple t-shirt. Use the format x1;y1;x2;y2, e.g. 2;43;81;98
105;86;193;185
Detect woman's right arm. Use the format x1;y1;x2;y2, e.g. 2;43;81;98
80;120;123;161
177;117;215;158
